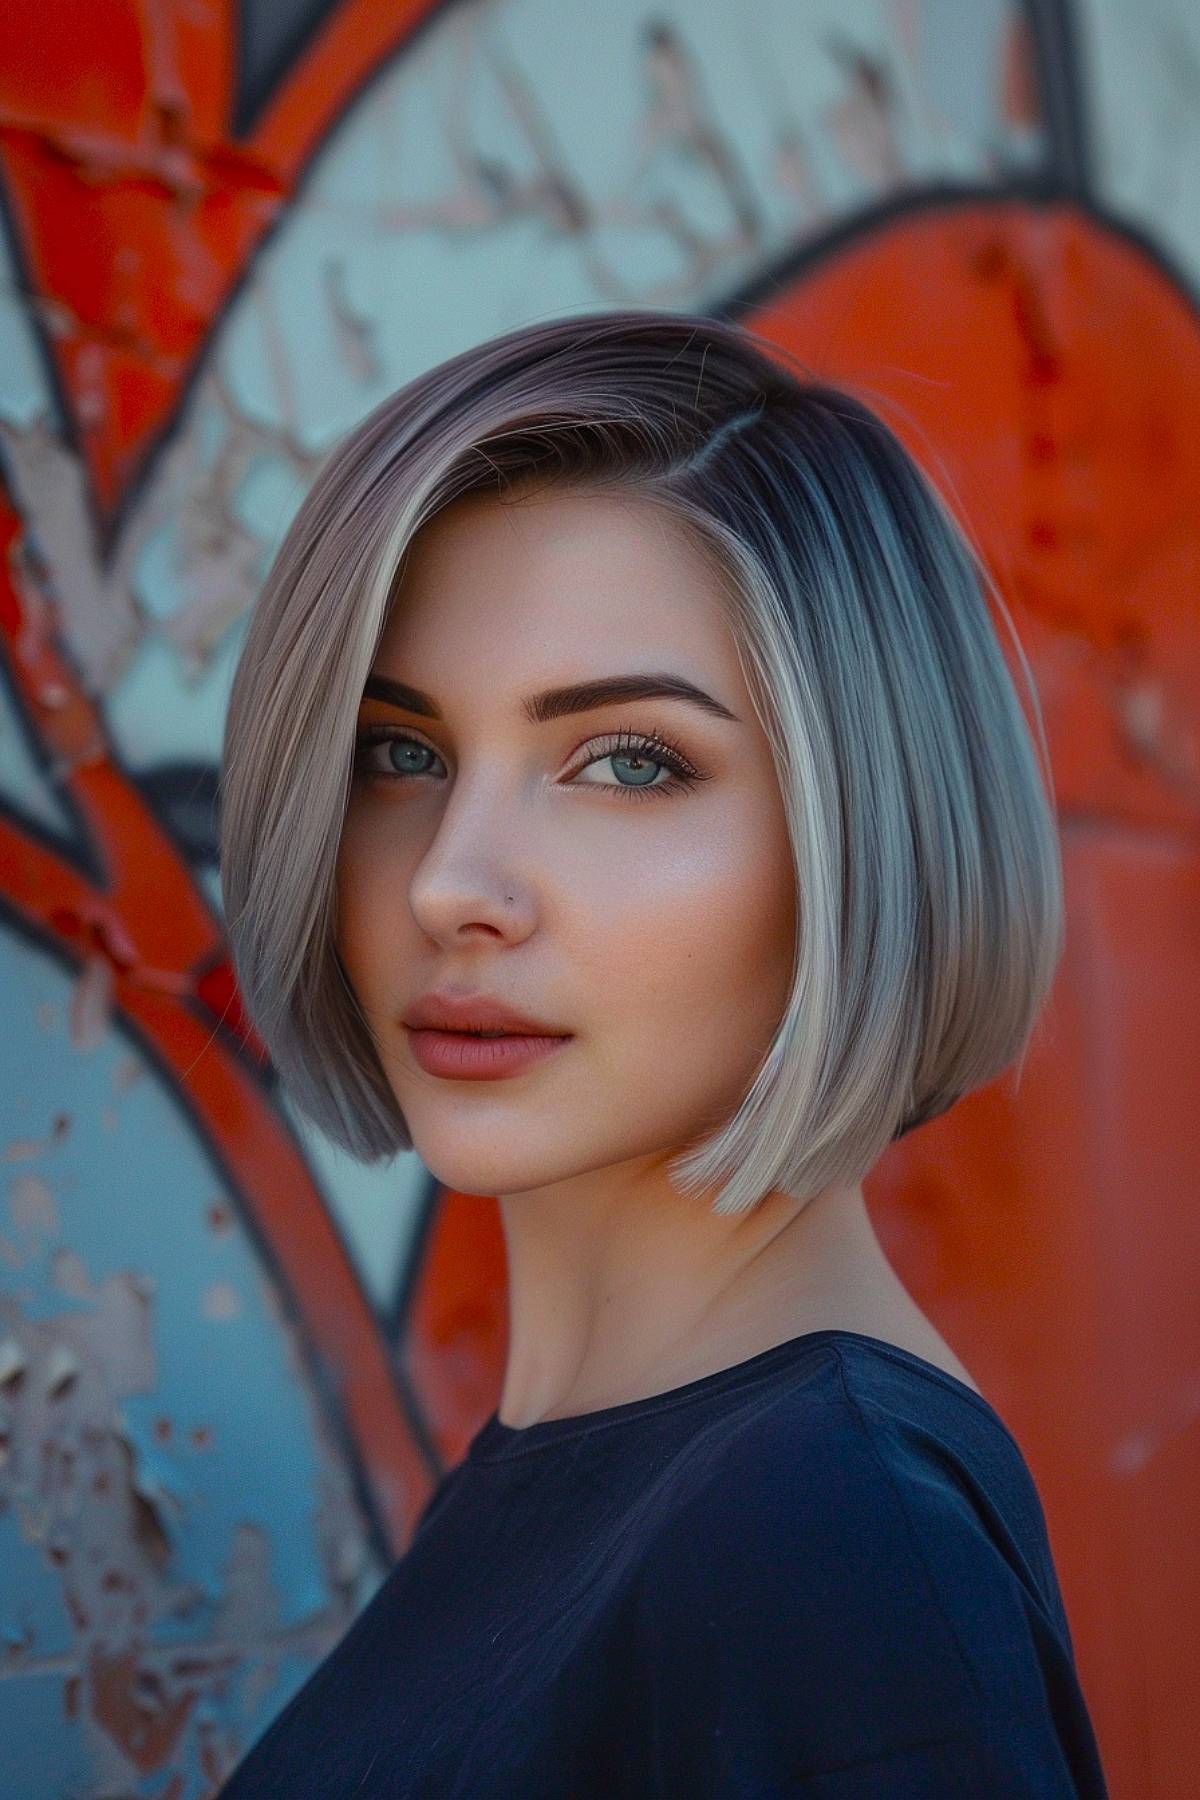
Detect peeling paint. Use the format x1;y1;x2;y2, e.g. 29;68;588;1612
0;1220;375;1792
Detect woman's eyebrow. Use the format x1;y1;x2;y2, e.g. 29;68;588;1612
361;672;742;725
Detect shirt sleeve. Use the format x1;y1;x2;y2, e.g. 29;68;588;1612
613;1384;1107;1797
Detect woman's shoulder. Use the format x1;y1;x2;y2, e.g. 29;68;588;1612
697;1330;1048;1530
645;1328;1043;1527
618;1334;1109;1792
630;1332;1071;1688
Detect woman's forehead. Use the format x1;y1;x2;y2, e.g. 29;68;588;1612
376;488;738;672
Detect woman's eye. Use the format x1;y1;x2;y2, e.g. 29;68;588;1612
352;727;707;802
355;734;443;780
572;728;705;796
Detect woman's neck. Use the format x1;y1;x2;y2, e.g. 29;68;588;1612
494;1175;960;1429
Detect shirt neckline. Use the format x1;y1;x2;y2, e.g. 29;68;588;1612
466;1327;1019;1463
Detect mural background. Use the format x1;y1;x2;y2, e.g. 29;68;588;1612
1;1;1197;1794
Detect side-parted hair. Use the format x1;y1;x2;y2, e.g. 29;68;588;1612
219;308;1064;1216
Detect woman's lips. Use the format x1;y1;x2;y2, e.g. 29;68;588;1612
405;1027;573;1081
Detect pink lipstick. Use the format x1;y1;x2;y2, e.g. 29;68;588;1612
402;989;573;1081
405;1028;572;1081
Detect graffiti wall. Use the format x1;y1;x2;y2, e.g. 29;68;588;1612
1;2;1197;1794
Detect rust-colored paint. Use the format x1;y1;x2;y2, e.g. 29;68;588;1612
404;1188;509;1473
746;203;1200;1795
0;0;442;517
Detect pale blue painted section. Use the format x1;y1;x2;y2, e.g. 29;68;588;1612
0;928;385;1798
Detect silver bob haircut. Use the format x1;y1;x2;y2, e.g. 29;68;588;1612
219;308;1064;1217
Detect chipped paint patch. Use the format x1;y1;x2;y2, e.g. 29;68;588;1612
0;931;382;1793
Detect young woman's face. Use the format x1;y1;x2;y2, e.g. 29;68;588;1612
335;484;797;1199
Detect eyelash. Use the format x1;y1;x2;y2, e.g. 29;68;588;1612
351;724;708;803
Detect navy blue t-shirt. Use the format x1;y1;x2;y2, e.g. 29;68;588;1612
218;1329;1109;1796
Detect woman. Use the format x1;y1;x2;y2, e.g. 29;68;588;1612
216;310;1110;1796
